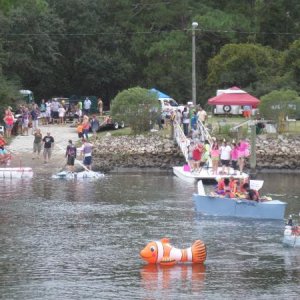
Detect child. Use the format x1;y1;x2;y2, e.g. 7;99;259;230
76;123;83;139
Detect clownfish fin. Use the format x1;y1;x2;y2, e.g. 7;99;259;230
160;238;170;244
191;240;206;264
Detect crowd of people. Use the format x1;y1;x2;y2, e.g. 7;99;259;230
171;105;250;176
186;137;250;175
214;177;263;202
2;97;105;137
1;96;105;170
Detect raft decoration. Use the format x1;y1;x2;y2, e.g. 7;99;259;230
140;238;206;265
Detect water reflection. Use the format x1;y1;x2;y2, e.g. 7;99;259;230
0;173;299;299
140;264;205;293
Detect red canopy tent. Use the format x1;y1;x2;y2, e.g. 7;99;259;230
208;87;260;108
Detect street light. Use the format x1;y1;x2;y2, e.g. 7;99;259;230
192;21;198;107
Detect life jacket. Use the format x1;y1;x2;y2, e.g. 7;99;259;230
76;124;83;133
229;179;238;197
216;179;225;194
0;137;6;147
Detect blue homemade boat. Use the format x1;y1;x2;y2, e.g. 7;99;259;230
193;181;287;220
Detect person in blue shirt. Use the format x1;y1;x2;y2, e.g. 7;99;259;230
191;111;198;130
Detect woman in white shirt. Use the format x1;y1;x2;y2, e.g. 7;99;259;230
220;140;232;174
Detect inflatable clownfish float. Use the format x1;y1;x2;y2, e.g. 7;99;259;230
140;238;206;266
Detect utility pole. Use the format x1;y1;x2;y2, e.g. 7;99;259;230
192;22;198;107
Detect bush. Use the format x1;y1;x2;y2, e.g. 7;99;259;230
260;89;300;121
110;87;161;134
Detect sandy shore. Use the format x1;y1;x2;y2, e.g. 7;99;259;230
6;124;79;176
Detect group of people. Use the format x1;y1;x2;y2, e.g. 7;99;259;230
65;138;93;172
214;177;261;202
31;129;93;170
2;96;105;138
187;138;250;175
172;106;207;137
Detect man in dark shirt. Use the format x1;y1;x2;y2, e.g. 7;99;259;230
42;132;54;164
65;139;77;172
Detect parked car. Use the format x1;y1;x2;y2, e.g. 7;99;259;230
97;116;125;131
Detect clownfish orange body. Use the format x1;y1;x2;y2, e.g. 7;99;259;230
140;238;206;265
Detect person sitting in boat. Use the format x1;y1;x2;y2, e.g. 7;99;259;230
0;134;6;148
229;177;238;197
247;189;260;202
216;178;225;193
0;146;11;166
216;178;231;197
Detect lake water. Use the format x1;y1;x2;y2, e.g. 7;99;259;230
0;173;299;299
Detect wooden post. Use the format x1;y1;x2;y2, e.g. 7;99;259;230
250;122;256;175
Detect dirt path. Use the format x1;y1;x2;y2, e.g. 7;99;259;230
6;124;80;175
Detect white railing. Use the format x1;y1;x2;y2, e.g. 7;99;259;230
174;123;189;162
196;119;213;146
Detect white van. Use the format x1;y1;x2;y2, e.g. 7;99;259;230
159;98;185;116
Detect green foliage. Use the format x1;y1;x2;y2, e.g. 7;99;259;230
207;43;282;94
0;74;20;120
110;87;160;134
1;0;300;106
260;89;300;122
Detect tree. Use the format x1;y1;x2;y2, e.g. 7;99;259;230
2;1;63;98
206;43;281;93
110;87;160;134
260;89;300;132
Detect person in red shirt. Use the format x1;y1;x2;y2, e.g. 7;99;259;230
192;143;203;172
3;109;14;138
0;134;6;148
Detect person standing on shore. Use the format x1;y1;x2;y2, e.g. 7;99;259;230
65;139;77;173
42;132;54;164
32;129;42;159
90;115;100;137
3;109;14;138
80;139;93;170
197;107;207;125
83;97;92;115
98;97;103;116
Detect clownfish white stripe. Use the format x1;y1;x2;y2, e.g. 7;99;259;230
170;247;182;261
187;247;192;261
155;241;164;263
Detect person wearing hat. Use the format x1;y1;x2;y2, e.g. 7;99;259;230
65;139;77;173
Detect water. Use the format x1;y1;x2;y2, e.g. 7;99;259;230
0;173;299;299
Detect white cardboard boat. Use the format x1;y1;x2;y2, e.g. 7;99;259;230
173;165;248;183
52;170;104;180
0;167;33;179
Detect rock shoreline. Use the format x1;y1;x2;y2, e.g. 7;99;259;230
91;133;300;172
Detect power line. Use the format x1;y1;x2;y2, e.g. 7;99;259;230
1;27;300;37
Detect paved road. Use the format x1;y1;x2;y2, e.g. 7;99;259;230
6;124;80;174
